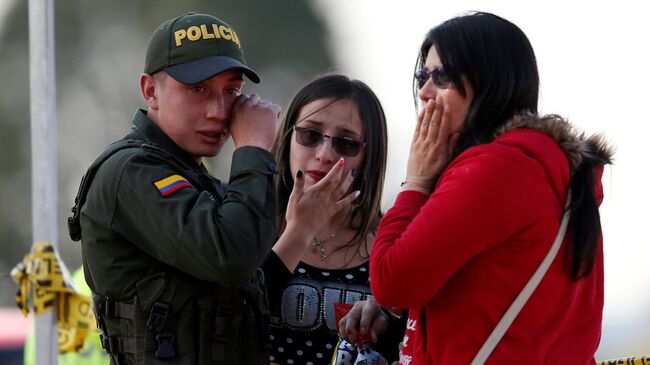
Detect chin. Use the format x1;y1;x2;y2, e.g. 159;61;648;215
203;144;225;157
204;149;222;158
188;148;221;161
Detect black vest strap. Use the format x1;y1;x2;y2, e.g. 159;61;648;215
68;139;143;242
95;295;135;320
101;334;136;354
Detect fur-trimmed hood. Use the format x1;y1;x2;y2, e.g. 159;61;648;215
493;114;614;175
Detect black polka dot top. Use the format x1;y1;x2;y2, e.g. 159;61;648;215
268;259;372;365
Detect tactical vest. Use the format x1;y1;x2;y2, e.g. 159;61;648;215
68;139;271;365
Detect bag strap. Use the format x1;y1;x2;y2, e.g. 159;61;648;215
471;189;572;365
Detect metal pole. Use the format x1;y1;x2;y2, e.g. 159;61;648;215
28;0;58;364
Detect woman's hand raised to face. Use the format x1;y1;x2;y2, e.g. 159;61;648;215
286;157;358;234
404;96;460;194
272;158;359;272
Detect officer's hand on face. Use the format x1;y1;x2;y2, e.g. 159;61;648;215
230;94;281;151
338;298;389;345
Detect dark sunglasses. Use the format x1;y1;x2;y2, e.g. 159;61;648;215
415;67;452;89
293;126;366;157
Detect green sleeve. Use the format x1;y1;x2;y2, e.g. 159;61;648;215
110;146;277;287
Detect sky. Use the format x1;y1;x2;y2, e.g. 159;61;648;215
313;0;650;360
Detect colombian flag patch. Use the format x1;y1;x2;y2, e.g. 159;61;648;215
154;175;193;196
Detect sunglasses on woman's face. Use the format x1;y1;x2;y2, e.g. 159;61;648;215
415;67;452;89
293;126;366;157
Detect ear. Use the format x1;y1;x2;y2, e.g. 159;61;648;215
140;73;159;110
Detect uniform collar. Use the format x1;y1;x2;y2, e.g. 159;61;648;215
129;109;204;170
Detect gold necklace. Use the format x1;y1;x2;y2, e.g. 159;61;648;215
312;232;337;261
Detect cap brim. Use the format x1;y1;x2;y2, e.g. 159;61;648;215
164;56;260;84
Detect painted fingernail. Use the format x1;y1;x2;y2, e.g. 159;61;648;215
351;169;356;177
296;170;303;179
338;157;345;167
354;190;361;198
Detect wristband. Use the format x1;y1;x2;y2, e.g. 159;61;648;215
400;181;429;189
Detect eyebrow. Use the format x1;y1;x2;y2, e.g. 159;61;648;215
297;119;362;138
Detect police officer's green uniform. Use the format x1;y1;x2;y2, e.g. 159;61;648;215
73;108;277;365
68;13;277;365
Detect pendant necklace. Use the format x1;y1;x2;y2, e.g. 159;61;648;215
312;231;338;261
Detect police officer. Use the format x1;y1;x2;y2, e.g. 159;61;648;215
69;13;281;365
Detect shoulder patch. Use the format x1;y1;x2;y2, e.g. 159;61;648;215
154;175;194;196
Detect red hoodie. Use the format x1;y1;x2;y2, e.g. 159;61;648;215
371;125;606;365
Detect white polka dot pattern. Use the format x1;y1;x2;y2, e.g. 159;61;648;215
269;261;375;365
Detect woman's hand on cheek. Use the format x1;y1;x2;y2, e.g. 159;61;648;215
273;162;359;272
404;96;459;193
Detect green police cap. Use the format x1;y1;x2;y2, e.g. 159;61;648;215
144;13;260;84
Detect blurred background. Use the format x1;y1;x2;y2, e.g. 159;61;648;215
0;0;648;362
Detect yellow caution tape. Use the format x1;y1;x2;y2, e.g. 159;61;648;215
10;241;96;353
598;356;650;365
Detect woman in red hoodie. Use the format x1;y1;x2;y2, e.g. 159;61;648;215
341;11;612;365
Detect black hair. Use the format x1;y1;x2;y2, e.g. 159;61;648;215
415;12;608;279
272;74;388;258
567;144;611;278
415;12;539;151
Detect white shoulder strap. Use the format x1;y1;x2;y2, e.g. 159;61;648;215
471;190;572;365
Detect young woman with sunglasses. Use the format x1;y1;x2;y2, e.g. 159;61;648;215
260;74;404;365
340;12;613;364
